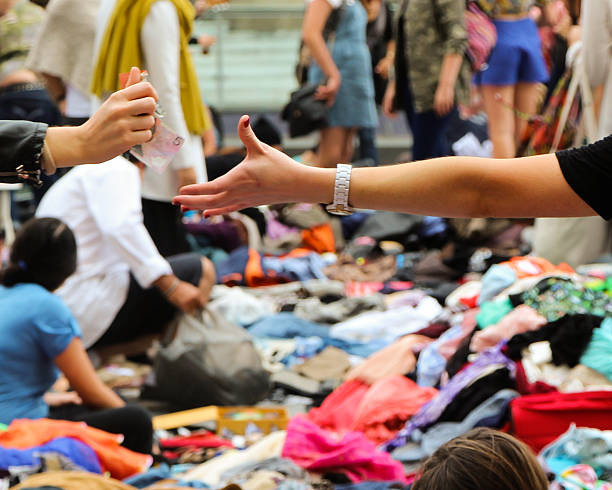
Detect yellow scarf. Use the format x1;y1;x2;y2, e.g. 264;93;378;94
90;0;208;134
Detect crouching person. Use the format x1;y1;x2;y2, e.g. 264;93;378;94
0;218;153;454
36;155;216;351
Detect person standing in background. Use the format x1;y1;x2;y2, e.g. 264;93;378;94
474;0;550;159
383;0;470;161
26;0;101;126
357;0;394;165
582;0;612;138
302;0;378;168
91;0;213;257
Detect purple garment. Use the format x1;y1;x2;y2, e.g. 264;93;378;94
266;215;299;240
184;221;243;252
383;346;515;451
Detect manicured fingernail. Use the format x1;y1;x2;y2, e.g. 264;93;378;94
243;116;250;128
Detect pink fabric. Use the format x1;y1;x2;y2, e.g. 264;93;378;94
282;416;408;483
470;305;547;352
308;377;438;445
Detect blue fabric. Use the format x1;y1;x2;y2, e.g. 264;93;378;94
125;463;209;488
474;18;549;86
248;314;387;362
214;246;250;285
357;126;379;165
478;264;517;305
0;284;81;424
248;313;331;339
261;254;328;282
308;0;377;128
0;437;101;474
580;317;612;382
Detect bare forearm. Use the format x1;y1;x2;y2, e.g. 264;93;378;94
79;380;125;409
295;154;595;218
304;34;340;80
438;53;462;89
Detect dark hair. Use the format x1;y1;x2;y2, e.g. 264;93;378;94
1;217;77;292
412;428;549;490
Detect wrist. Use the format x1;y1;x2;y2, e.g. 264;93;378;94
46;126;88;167
293;164;335;205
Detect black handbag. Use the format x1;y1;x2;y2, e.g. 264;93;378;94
281;84;329;138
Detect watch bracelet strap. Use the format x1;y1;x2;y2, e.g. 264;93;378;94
332;163;352;210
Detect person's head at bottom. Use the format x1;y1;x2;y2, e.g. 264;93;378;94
2;217;76;292
412;428;549;490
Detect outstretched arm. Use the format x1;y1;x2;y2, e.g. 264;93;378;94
174;116;597;219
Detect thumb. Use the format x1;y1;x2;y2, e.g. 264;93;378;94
126;66;142;87
238;115;266;155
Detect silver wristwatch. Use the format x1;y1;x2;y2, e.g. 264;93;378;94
326;164;354;216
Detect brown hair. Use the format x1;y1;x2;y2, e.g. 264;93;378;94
412;428;549;490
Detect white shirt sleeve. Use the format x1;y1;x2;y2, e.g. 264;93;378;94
141;1;198;171
85;161;172;288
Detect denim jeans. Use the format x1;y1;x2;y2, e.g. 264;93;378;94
404;85;456;161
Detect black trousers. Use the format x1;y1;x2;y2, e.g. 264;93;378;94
91;253;203;349
49;404;153;454
142;198;191;257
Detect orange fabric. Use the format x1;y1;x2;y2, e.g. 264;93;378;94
245;248;282;287
0;419;151;479
502;256;574;279
301;224;335;254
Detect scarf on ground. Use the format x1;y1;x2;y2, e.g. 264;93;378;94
90;0;207;134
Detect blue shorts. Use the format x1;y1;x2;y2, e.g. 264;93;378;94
474;17;549;86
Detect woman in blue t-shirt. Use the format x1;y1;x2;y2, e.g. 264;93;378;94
0;217;153;454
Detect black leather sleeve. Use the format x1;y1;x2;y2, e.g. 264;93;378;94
0;120;48;185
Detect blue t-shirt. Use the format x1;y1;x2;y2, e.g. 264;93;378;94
0;283;81;424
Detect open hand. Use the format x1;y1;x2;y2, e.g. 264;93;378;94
174;115;308;216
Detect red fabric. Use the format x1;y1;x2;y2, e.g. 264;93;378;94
459;294;479;309
351;376;438;444
0;419;151;479
510;391;612;452
308;380;369;433
282;416;408;483
308;377;438;444
514;361;558;396
160;431;234;449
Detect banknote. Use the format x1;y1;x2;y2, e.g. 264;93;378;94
120;70;184;173
129;118;184;174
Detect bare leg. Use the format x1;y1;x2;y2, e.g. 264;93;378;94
481;84;517;158
514;82;542;147
341;128;357;163
199;257;216;304
317;127;350;167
